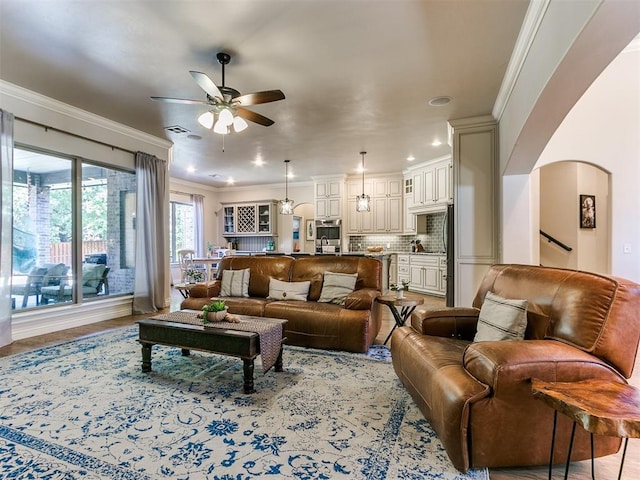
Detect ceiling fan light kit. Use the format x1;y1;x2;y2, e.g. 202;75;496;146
279;159;294;215
356;151;371;212
152;51;285;135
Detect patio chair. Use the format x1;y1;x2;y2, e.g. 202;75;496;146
41;264;110;304
11;265;49;307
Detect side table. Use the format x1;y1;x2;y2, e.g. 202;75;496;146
376;293;424;345
174;282;194;299
532;378;640;480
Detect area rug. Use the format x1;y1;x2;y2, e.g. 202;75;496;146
0;327;488;480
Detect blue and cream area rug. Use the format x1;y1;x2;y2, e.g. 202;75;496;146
0;327;488;480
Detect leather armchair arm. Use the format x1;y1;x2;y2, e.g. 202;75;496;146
410;307;479;339
344;288;380;310
189;281;220;298
464;339;624;394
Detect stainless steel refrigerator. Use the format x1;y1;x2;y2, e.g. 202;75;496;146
445;203;455;307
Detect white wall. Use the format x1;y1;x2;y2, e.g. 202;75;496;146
534;46;639;282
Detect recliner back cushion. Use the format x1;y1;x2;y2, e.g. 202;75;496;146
474;264;640;378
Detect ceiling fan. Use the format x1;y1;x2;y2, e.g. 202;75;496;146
151;52;285;134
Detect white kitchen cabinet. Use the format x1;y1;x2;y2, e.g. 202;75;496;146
221;201;277;236
373;196;403;233
315;178;343;220
397;254;410;286
373;177;402;198
408;157;452;213
406;254;446;296
389;254;398;291
403;177;416;234
347;198;373;234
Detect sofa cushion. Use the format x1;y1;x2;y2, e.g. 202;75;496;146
220;268;250;298
267;278;310;301
473;292;527;342
318;272;357;305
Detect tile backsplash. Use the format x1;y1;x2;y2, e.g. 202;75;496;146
348;212;446;253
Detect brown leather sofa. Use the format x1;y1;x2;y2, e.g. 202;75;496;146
181;255;383;352
391;264;640;472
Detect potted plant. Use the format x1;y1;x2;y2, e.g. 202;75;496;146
185;268;204;284
201;299;228;322
390;280;410;299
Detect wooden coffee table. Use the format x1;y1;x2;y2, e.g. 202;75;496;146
137;314;287;393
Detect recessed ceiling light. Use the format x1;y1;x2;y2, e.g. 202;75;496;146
186;166;195;173
431;140;442;147
227;177;235;185
254;157;265;166
187;134;202;140
428;96;452;107
407;155;415;162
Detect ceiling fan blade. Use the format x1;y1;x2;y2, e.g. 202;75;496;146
235;107;275;126
234;90;285;106
150;96;210;105
190;71;223;99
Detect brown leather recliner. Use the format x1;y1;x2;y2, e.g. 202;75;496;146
181;255;383;353
391;264;640;472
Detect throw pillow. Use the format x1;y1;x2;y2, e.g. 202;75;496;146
474;291;528;342
318;271;358;305
267;278;311;301
220;268;250;298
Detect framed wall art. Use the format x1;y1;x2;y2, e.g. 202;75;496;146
306;219;315;240
580;194;596;229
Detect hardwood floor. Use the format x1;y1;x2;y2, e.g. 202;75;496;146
1;290;638;479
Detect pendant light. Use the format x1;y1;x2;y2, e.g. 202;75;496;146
356;151;370;212
279;160;294;215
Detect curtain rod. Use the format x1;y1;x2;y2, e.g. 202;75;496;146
170;189;192;196
15;116;137;155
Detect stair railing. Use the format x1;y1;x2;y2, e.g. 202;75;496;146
540;230;573;252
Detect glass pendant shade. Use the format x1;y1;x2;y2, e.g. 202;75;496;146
218;108;234;126
355;151;370;212
233;116;248;132
198;111;215;129
279;159;294;215
356;194;371;212
213;120;229;134
279;198;294;215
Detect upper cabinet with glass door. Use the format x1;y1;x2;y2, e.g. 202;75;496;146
221;201;278;236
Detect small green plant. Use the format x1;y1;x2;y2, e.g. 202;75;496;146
202;299;227;315
201;300;227;322
390;280;410;292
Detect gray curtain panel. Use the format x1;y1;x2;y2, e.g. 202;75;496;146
133;151;167;314
0;109;14;346
192;194;204;258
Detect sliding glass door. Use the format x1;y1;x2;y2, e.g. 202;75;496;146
11;147;136;310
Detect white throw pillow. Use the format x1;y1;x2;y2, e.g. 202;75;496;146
219;268;250;298
267;278;311;301
318;271;358;305
474;291;528;342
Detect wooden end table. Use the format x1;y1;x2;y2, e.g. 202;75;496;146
376;293;424;345
174;282;194;298
532;378;640;480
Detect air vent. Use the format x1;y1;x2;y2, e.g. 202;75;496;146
165;125;190;134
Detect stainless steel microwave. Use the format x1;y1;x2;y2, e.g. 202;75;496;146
315;219;341;239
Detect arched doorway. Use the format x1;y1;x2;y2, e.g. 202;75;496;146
538;161;610;274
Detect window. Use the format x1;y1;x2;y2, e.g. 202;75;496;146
11;147;135;310
169;200;195;263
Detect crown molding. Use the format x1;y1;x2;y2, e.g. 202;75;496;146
492;0;551;122
0;80;172;150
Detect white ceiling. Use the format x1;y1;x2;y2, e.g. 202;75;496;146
0;0;529;187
